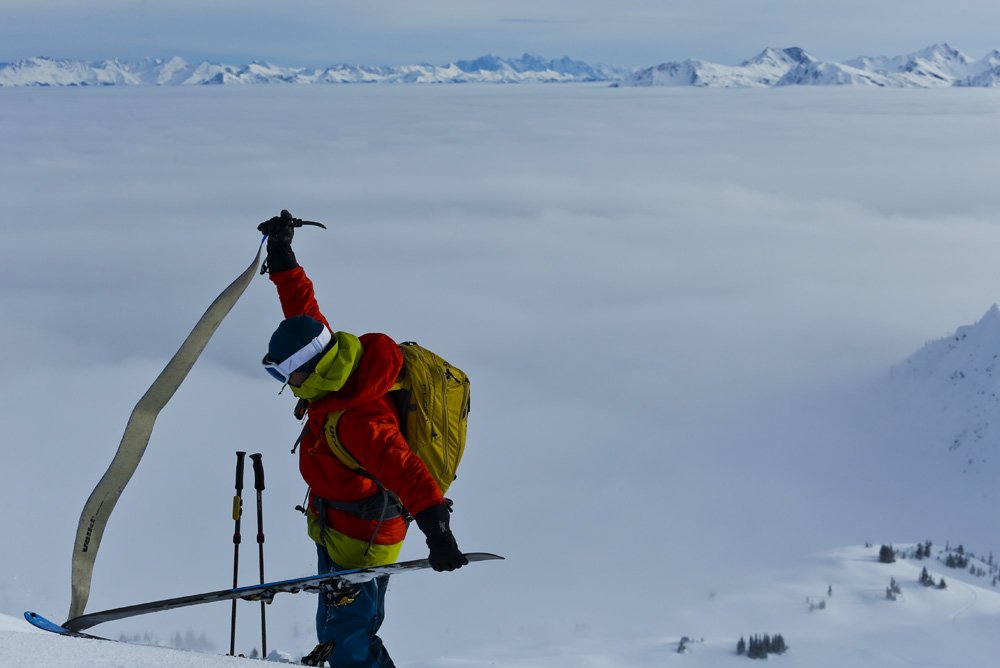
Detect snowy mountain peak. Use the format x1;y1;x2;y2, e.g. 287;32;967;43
620;43;1000;88
959;50;1000;87
845;43;975;85
896;305;1000;380
455;54;509;72
914;43;972;66
4;44;1000;88
776;61;897;87
980;49;1000;67
451;53;627;81
0;53;631;86
616;46;816;88
890;305;1000;463
742;46;817;68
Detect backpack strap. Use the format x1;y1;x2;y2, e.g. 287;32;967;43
323;409;362;471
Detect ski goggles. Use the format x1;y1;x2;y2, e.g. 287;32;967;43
261;326;333;383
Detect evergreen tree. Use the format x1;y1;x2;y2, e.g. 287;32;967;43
879;545;896;564
945;552;969;569
886;576;902;600
938;577;947;590
742;633;788;659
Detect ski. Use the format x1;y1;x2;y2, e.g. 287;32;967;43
27;552;502;634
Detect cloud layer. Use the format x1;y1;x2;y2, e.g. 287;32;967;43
2;84;1000;654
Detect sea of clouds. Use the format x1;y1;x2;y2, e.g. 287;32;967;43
2;83;1000;660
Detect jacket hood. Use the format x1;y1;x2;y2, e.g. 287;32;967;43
303;332;402;412
288;331;363;401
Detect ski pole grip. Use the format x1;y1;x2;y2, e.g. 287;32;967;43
235;451;247;491
250;453;265;491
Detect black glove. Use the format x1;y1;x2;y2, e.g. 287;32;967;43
257;210;298;273
414;502;468;572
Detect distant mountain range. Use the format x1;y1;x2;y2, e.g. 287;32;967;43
0;53;630;86
2;44;999;87
618;44;1000;87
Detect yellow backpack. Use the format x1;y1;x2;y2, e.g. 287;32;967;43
324;341;470;496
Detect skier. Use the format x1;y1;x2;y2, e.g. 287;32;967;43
257;211;468;667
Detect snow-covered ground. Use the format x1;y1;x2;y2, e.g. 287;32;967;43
2;83;1000;666
5;544;1000;666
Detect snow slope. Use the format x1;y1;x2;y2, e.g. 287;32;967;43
1;612;269;666
4;544;1000;667
890;305;1000;468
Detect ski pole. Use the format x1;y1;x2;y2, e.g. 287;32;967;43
250;453;267;658
230;451;247;656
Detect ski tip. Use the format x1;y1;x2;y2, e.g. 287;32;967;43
24;611;69;634
25;612;110;641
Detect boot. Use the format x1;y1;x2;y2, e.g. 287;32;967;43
301;639;336;666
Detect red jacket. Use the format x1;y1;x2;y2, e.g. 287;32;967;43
270;266;445;547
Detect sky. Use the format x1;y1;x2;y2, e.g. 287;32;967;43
2;82;1000;661
2;0;1000;68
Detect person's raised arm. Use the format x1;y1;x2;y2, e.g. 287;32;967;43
258;210;330;328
